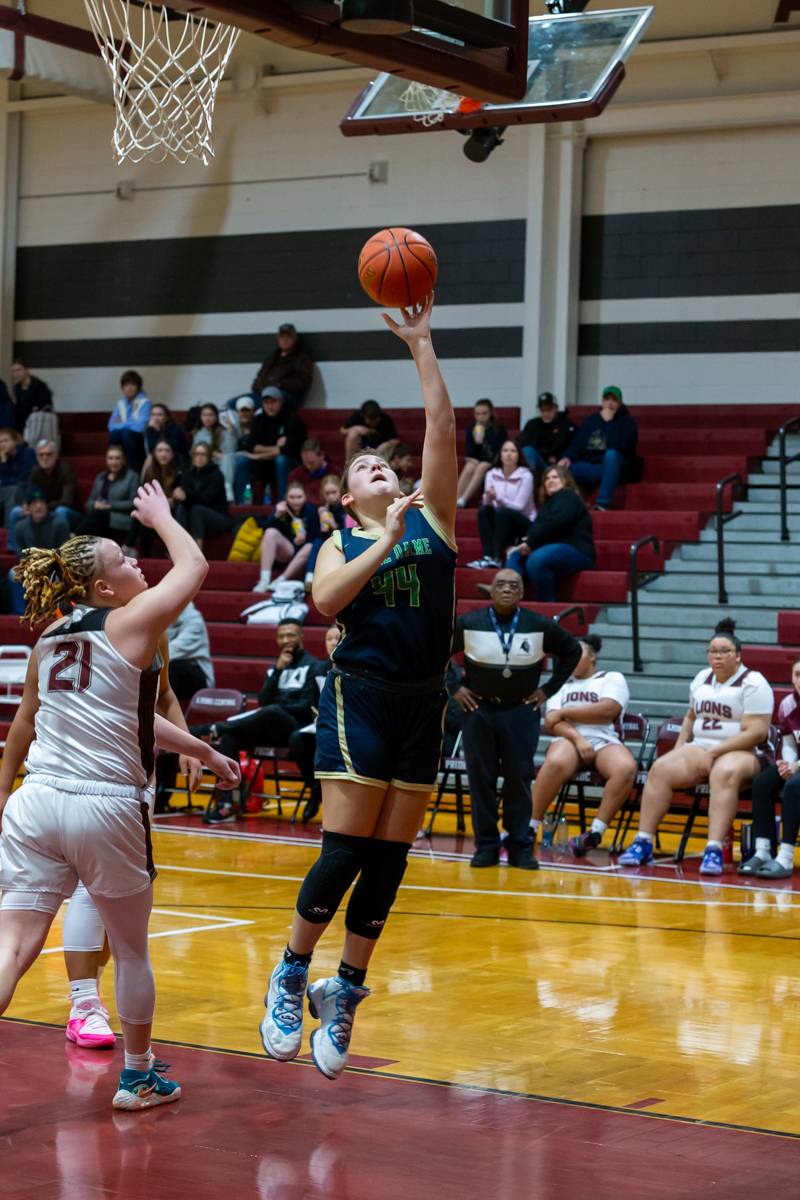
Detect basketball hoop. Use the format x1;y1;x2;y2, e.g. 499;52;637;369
83;1;241;165
398;81;484;126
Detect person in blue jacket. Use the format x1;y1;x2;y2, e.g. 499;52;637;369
558;386;637;511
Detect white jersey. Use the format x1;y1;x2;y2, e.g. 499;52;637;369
25;606;162;793
547;670;629;746
689;664;773;749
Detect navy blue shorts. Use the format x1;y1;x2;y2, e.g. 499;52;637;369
315;669;446;793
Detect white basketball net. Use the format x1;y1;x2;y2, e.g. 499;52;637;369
399;80;460;126
83;1;241;165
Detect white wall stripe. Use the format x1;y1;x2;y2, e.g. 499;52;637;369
580;296;800;326
577;352;800;407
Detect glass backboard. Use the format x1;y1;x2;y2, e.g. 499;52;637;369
340;6;654;137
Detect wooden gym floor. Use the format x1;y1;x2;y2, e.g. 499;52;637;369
3;813;800;1199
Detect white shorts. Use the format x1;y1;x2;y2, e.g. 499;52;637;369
0;774;156;908
553;733;621;754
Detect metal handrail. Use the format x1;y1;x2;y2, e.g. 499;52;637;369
715;473;746;604
778;417;800;541
629;536;661;673
553;604;586;629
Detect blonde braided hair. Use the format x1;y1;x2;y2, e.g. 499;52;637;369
15;536;101;626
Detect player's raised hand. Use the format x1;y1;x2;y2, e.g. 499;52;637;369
133;480;173;529
384;488;424;546
382;292;433;344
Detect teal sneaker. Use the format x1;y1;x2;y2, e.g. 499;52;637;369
307;976;370;1081
112;1068;181;1110
259;958;308;1061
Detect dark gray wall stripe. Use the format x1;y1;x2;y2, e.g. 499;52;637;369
580;204;800;300
578;320;800;356
16;220;526;321
15;326;523;369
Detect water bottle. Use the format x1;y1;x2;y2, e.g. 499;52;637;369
553;816;570;849
542;812;556;848
243;483;253;504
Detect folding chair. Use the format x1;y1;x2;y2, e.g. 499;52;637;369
160;687;245;813
552;713;651;845
424;730;468;838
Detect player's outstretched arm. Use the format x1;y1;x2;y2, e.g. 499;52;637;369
107;482;209;669
154;715;240;790
0;652;40;827
382;295;457;544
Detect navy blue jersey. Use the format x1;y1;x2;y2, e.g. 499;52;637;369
331;506;456;685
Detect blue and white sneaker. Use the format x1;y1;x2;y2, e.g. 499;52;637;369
307;976;370;1081
699;844;724;875
259;959;308;1061
112;1068;181;1110
618;836;654;867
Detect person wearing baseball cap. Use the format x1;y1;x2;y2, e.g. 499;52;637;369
519;392;575;476
12;486;71;552
252;322;314;412
557;386;638;511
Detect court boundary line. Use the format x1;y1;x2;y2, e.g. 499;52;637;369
3;1014;799;1143
40;906;251;955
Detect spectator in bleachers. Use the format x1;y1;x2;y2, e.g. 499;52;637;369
234;388;307;504
506;465;595;602
253;481;321;593
174;442;233;550
166;599;215;704
143;402;189;467
129;439;180;556
10;359;53;428
107;369;151;469
740;656;800;880
0;373;18;431
198;617;321;824
192;402;237;501
519;392;575;476
456;398;507;509
77;444;138;543
287;438;336;505
253;323;314;411
13;486;70;552
0;428;36;525
341;399;398;462
620;618;774;875
469;440;535;569
388;442;416;496
558;386;638;512
288;624;341;823
6;439;79;553
532;635;636;857
220;394;255;445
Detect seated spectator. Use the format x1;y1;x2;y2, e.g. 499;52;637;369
10;359;53;428
166;599;215;704
77;445;138;544
469;440;535;569
287;438;336;505
288;625;341;823
192;402;237;500
305;473;349;584
532;635;636;857
13;486;70;552
234;388;307;504
740;656;800;880
219;394;255;446
174;442;233;549
0;373;18;431
0;428;37;524
456;398;507;508
198;617;321;824
388;442;416;496
506;465;595;602
558;386;637;512
108;369;150;469
253;481;320;593
341;399;398;462
519;392;575;476
130;439;180;556
252;322;314;411
6;439;79;553
620;618;774;875
143;402;188;467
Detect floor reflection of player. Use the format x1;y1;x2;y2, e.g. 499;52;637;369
0;483;239;1110
260;296;458;1080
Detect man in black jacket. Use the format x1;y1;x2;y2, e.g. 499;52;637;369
519;392;575;475
234;390;307;503
559;386;638;511
252;324;314;411
451;569;582;869
198;619;320;823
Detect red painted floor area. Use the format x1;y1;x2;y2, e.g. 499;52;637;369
1;1022;797;1200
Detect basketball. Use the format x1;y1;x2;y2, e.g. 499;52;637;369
357;227;438;308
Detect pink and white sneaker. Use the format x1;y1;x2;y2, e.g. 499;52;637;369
66;1001;116;1050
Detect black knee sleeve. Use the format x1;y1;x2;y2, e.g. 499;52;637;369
296;831;367;925
345;839;411;941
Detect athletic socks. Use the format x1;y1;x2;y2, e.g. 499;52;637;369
531;819;541;834
637;831;654;843
754;837;773;861
706;840;722;850
69;977;99;1013
337;960;367;987
284;945;312;969
777;843;796;870
124;1047;153;1073
590;818;608;836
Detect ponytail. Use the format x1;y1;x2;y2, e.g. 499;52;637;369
15;536;100;626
